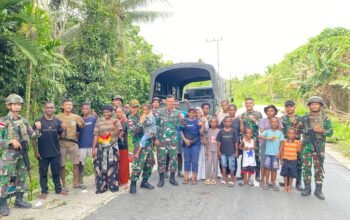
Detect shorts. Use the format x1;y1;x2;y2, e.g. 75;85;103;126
242;166;255;174
220;154;235;171
280;159;298;178
60;141;80;166
140;134;151;148
264;155;279;170
79;148;93;165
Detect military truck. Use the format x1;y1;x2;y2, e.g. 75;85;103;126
149;62;226;114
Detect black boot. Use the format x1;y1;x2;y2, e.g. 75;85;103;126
14;192;32;208
157;173;165;187
0;197;9;216
130;181;137;194
314;184;325;200
78;163;84;185
296;181;304;191
141;179;154;189
169;172;179;186
301;182;311;196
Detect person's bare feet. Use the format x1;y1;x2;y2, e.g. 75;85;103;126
40;193;48;200
284;186;288;192
120;184;129;190
58;191;69;196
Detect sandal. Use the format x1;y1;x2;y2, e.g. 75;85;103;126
273;185;280;191
210;179;217;185
263;184;269;190
182;179;189;184
228;181;235;187
221;180;227;185
248;182;254;186
239;182;245;187
73;184;87;189
204;179;211;185
191;180;197;185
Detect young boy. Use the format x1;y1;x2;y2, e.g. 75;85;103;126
217;116;239;187
279;128;301;192
259;117;284;191
135;104;157;158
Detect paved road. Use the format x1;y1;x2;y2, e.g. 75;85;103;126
85;153;350;220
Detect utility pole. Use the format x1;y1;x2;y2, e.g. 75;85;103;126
206;37;223;73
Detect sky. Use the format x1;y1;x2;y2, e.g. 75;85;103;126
139;0;350;79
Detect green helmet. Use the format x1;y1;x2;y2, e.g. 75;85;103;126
307;96;324;106
5;94;23;105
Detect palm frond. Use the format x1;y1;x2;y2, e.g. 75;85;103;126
0;0;21;11
6;33;41;65
121;0;169;10
127;10;170;23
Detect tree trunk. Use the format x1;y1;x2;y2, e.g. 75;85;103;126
25;60;32;119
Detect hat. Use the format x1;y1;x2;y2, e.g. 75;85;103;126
187;106;196;112
112;95;124;103
130;99;140;107
307;96;324;106
152;97;160;103
264;104;278;114
102;105;113;112
284;100;295;107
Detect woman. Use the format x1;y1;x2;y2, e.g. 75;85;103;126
196;107;207;181
259;104;283;187
180;107;204;184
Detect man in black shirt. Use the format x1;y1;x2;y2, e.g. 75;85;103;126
33;101;68;199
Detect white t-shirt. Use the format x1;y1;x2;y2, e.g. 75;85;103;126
217;112;229;125
242;139;256;167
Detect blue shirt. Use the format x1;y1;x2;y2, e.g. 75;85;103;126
78;116;97;148
261;129;284;155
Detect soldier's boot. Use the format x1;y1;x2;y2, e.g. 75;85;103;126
14;192;32;208
314;184;325;200
301;182;311;196
78;163;84;185
130;181;137;194
140;179;154;190
0;197;9;216
296;181;304;191
177;154;184;178
157;173;165;187
169;172;179;186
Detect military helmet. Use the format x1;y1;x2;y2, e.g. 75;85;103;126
5;94;23;105
112;95;124;103
307;96;324;106
130;99;139;107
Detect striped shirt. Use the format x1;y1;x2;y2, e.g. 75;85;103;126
281;140;301;160
94;118;122;145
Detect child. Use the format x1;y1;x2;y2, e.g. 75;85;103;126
217;116;239;187
205;117;220;185
135;104;156;159
258;117;284;191
239;128;256;186
279;128;301;192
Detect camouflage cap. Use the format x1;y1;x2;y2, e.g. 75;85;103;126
112;95;124;102
152;97;160;103
307;96;324;106
5;94;23;104
130;99;140;107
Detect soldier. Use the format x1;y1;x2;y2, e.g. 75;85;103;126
112;95;130;117
155;95;184;187
301;96;332;200
128;100;155;194
240;98;263;181
0;94;40;216
280;100;303;191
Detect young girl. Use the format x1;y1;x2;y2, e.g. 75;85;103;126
205;117;220;185
239;128;256;186
196;107;207;181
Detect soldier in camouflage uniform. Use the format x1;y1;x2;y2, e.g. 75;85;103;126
129;100;155;194
155;95;184;187
240;98;263;181
280;100;303;191
301;96;333;200
0;94;40;216
112;95;130;117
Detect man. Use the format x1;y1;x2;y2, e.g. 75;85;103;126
0;94;40;216
128;100;155;194
216;100;230;125
155;95;184;187
77;103;97;188
115;107;129;189
56;99;85;191
112;95;130;117
280;100;303;191
92;105;121;193
301;96;333;200
201;103;212;121
33;101;68;200
240;98;263;181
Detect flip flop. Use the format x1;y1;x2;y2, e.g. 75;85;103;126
204;179;211;185
273;185;280;191
221;180;226;185
210;179;217;185
263;184;269;190
228;181;235;187
191;180;197;185
182;179;189;184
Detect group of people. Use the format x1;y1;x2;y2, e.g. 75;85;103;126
0;93;333;217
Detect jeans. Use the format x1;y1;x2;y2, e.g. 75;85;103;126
220;154;235;171
39;155;62;194
140;134;151;148
183;144;200;172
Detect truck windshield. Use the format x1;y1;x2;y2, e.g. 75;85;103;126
186;88;214;100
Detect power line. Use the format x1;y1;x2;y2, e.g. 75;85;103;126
206;37;223;73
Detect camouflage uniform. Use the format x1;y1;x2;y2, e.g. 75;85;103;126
128;114;155;182
156;108;181;174
241;110;262;178
301;96;333;199
281;114;303;187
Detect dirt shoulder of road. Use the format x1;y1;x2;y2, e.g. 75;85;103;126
326;144;350;170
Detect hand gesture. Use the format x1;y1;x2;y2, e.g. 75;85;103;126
35;121;42;130
198;121;203;126
10;140;21;149
248;115;256;122
61;123;67;130
290;115;296;125
184;139;191;147
140;115;147;123
179;113;185;120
